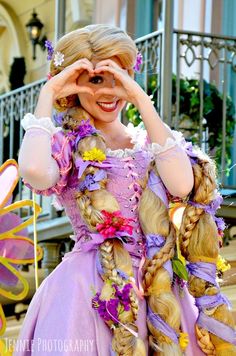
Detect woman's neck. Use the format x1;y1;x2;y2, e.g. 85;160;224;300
94;118;134;150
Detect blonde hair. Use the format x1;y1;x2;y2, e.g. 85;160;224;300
50;24;137;111
179;149;236;355
50;24;236;355
139;164;183;355
51;25;145;355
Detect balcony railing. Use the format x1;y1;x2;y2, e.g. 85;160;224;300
0;29;236;222
135;29;236;189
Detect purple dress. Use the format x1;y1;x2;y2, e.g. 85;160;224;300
14;128;204;356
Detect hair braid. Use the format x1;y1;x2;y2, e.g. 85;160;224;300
59;106;145;355
139;168;183;355
179;149;236;355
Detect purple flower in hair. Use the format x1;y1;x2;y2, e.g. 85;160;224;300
92;282;132;323
45;40;54;60
133;52;143;72
53;112;65;126
92;293;119;322
74;119;98;145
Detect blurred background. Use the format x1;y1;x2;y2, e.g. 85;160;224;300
0;0;235;345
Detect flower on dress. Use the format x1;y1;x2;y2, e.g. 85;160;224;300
96;210;134;239
216;255;231;273
179;332;189;351
92;283;132;323
53;51;65;67
45;40;54;60
0;160;43;337
133;52;143;72
82;148;106;162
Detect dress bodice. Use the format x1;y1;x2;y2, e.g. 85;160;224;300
57;149;153;264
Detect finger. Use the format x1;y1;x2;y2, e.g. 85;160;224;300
94;66;125;85
94;65;120;76
64;62;94;77
95;59;121;69
77;86;94;96
70;58;94;70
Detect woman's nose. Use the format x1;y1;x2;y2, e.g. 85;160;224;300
103;74;115;88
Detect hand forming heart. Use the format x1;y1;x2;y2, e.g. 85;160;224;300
92;59;144;106
45;57;144;106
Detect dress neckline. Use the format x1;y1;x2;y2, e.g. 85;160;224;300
105;123;147;158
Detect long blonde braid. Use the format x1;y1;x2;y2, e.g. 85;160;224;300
139;165;183;355
179;148;236;355
61;108;146;355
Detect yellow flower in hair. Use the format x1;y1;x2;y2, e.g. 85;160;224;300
82;148;106;162
217;255;231;273
179;332;189;350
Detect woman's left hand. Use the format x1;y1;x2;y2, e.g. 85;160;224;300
93;59;146;107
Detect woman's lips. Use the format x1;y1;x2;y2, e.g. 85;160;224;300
97;101;119;112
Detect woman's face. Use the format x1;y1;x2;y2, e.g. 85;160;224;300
76;57;126;123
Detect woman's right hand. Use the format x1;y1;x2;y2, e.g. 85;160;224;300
43;58;95;100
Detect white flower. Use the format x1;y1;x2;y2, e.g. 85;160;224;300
53;51;64;66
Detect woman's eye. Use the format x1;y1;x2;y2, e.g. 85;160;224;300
89;75;104;84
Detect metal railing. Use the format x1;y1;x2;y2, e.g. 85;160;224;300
0;29;235;221
135;29;236;188
0;78;52;219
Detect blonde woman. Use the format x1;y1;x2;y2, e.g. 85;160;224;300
15;24;235;355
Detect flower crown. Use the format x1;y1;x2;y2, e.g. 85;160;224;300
45;40;65;67
45;40;143;72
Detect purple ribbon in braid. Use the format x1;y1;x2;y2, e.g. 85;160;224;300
186;262;219;287
197;312;236;345
78;169;107;191
187;262;236;344
146;234;173;279
147;305;179;344
75;157;115;178
188;194;226;233
147;170;168;208
195;293;232;310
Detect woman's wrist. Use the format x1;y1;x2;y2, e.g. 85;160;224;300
34;85;55;119
132;89;152;111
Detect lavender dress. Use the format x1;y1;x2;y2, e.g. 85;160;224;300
14;125;204;356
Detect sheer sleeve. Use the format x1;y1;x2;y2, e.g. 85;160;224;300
146;126;194;198
18;114;73;196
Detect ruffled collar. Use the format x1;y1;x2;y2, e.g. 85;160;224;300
106;123;147;158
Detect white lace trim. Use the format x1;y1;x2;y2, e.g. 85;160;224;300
147;129;185;156
21;113;62;135
106;123;146;158
106;123;185;158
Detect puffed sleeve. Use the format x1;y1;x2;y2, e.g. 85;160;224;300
145;124;194;198
18;114;73;196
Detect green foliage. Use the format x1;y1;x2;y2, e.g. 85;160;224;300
126;74;236;174
172;258;189;281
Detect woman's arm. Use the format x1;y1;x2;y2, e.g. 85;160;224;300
19;58;95;190
86;59;194;198
134;93;194;198
18;88;61;190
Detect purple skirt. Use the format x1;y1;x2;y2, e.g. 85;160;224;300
14;247;204;355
